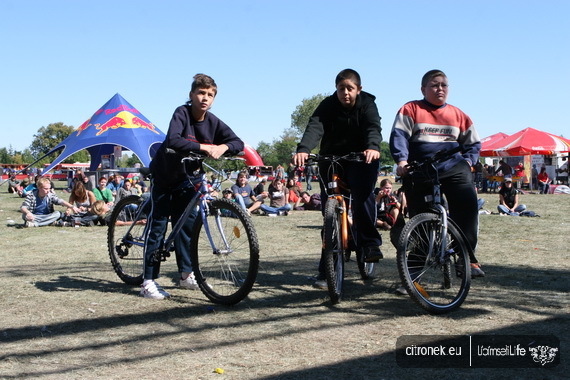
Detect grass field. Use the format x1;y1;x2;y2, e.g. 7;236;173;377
0;184;568;379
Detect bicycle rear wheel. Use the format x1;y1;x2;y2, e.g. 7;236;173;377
108;195;149;285
323;197;344;304
396;212;471;314
190;198;259;305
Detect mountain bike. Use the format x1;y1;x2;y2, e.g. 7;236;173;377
306;153;376;304
396;147;472;314
107;152;259;305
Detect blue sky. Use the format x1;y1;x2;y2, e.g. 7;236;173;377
1;0;569;153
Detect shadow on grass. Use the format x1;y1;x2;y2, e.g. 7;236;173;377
255;316;567;380
1;225;567;378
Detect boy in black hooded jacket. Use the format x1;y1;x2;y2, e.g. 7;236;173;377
293;68;383;288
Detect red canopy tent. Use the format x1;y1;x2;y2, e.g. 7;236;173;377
480;132;509;151
480;127;570;157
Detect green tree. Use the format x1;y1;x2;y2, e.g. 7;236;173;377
29;122;89;165
0;147;10;163
256;129;299;168
290;93;328;138
379;141;395;168
30;122;75;158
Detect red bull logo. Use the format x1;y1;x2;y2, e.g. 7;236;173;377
94;111;160;136
132;116;160;134
75;119;91;136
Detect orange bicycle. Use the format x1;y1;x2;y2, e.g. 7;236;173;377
306;153;375;304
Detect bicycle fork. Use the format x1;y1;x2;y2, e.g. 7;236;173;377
423;182;449;264
328;173;349;251
200;198;233;255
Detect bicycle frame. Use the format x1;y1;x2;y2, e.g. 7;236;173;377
327;174;349;251
118;156;239;262
422;162;449;266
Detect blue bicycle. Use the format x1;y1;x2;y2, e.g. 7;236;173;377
107;153;259;305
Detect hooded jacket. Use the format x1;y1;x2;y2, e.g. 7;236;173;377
296;91;382;155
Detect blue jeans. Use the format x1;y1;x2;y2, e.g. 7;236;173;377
22;211;61;227
498;204;526;215
260;203;292;215
234;194;251;211
144;181;197;280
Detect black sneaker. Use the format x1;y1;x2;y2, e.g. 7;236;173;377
364;246;384;263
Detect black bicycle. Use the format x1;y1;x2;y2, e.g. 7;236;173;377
107;152;259;305
396;147;472;314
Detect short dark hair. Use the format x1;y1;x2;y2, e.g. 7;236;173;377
335;69;361;87
421;69;447;87
190;73;217;95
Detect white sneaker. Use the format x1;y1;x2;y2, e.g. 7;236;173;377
140;281;170;299
314;279;327;289
395;285;407;296
179;272;200;290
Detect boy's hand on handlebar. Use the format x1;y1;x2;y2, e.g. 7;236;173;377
396;161;409;177
292;152;308;167
200;144;228;159
363;149;380;164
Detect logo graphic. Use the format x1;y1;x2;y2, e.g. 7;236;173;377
529;346;558;366
94;111;160;136
75;119;91;136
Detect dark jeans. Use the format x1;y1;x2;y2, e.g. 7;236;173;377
403;160;479;263
144;180;198;280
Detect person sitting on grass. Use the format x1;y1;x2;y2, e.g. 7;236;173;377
106;175;124;199
20;177;79;227
253;176;266;195
60;181;98;226
293;191;322;211
498;176;526;215
93;177;114;208
260;178;292;216
231;172;263;214
116;179;140;203
537;167;551;194
7;174;21;194
374;178;401;231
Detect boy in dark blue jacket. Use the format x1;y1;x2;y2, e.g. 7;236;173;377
141;74;244;299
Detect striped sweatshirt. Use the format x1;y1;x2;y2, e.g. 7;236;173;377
389;99;481;172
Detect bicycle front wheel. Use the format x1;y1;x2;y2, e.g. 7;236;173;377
108;195;149;285
190;198;259;305
323;197;344;304
356;250;375;280
396;212;471;314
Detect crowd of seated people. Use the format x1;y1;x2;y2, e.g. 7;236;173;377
16;171;151;228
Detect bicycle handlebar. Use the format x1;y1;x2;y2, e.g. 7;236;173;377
304;152;366;165
165;148;246;163
405;146;464;173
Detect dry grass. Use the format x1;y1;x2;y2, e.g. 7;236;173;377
0;185;568;379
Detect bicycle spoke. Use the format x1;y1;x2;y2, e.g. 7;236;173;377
397;213;471;314
191;198;259;305
108;195;147;285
